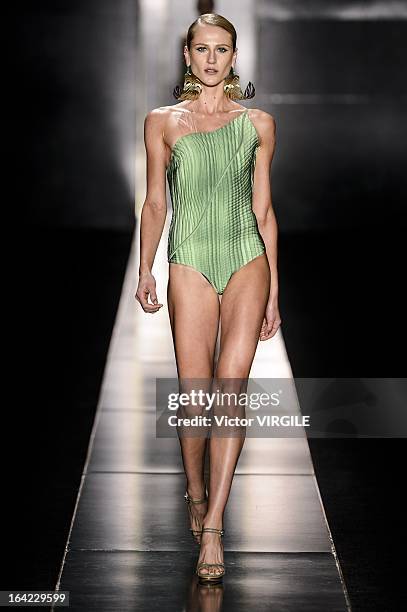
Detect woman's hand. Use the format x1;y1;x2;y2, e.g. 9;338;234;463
259;296;281;341
135;272;163;313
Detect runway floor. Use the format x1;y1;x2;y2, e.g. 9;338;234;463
55;238;350;611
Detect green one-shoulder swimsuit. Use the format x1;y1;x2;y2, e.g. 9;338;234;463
166;109;266;295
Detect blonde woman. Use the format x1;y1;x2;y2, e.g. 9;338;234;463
136;13;280;584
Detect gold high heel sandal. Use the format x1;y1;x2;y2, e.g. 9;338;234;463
196;527;225;584
184;486;208;542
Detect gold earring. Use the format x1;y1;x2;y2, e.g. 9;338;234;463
224;66;255;100
173;65;202;100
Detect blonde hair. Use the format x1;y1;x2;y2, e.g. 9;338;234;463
186;13;236;51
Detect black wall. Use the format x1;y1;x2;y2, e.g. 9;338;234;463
16;0;138;229
257;14;407;232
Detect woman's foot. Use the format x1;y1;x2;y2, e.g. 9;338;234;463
185;486;208;544
196;523;225;579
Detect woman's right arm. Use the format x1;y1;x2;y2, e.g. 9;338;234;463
135;110;168;313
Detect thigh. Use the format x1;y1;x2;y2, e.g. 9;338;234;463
167;263;220;378
216;253;270;378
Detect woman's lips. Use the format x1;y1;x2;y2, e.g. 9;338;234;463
205;69;218;73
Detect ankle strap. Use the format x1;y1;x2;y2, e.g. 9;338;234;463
202;527;224;537
184;491;207;505
184;484;209;504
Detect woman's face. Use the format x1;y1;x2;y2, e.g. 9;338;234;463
186;23;236;87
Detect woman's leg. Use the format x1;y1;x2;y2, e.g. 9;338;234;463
167;263;220;541
198;253;271;576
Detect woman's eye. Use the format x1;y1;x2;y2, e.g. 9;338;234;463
196;47;228;52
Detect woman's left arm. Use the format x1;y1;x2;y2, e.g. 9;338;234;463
250;110;281;340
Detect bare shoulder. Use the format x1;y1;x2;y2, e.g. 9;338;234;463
247;108;276;145
145;104;184;130
144;105;186;149
144;106;171;133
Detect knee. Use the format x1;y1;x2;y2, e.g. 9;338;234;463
215;364;250;381
211;375;248;420
215;344;255;381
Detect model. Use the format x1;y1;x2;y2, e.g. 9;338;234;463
135;13;280;585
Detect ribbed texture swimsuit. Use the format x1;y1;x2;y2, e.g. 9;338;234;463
166;109;266;295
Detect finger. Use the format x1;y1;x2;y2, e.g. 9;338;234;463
146;289;163;308
144;304;163;313
137;288;150;306
150;289;159;305
266;320;282;339
260;319;281;340
136;291;163;312
140;285;162;305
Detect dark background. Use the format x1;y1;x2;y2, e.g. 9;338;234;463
7;1;407;610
